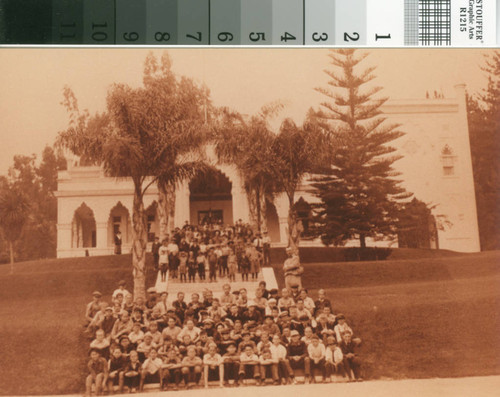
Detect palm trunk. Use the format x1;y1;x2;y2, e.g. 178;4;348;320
158;182;176;241
157;184;168;241
132;186;147;300
167;184;176;234
246;188;259;231
8;240;14;275
258;185;268;234
287;196;302;257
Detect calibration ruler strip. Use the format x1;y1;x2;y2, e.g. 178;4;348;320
0;0;498;46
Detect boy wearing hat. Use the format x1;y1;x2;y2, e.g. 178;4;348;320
261;315;280;336
86;291;102;324
334;314;361;345
101;306;117;339
241;304;262;324
237;331;257;353
117;337;132;359
222;342;240;385
286;330;311;383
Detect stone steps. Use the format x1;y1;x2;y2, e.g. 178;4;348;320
154;269;276;304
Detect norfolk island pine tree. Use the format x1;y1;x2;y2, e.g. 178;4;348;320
312;49;412;248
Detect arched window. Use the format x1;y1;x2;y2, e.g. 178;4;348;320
441;145;456;176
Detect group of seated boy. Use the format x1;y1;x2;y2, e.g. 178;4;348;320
85;280;362;395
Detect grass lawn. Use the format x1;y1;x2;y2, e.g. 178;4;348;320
0;254;158;396
0;250;499;395
273;250;500;379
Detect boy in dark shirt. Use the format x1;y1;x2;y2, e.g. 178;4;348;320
287;330;311;384
107;347;126;394
152;237;161;272
162;348;182;390
85;349;108;397
123;350;142;392
222;342;240;386
340;332;362;381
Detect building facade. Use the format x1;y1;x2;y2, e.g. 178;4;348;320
55;85;480;257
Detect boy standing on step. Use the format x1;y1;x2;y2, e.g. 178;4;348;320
227;249;238;282
159;240;169;282
178;251;188;282
196;252;207;281
208;248;218;282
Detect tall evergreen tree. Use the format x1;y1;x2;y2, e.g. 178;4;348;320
467;50;500;250
313;49;411;248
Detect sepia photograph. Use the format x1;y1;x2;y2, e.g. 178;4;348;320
0;48;499;397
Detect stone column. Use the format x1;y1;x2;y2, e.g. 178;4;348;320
231;174;250;224
57;223;72;258
274;194;290;246
175;181;191;227
95;222;108;250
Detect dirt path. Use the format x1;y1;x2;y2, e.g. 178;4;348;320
41;375;500;397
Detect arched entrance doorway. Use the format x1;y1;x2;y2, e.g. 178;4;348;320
107;202;131;247
72;203;96;248
189;168;233;226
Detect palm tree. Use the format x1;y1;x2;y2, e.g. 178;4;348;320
272;116;325;255
214;106;280;233
142;54;208;240
0;187;30;274
57;53;210;299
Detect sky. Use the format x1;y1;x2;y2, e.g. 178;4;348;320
0;48;493;175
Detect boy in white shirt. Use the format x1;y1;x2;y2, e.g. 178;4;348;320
259;348;279;384
269;334;294;384
140;349;164;391
203;342;224;388
307;335;326;383
128;322;145;348
238;345;261;385
324;336;344;382
220;284;235;309
112;280;131;300
334;314;362;345
158;241;169;282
